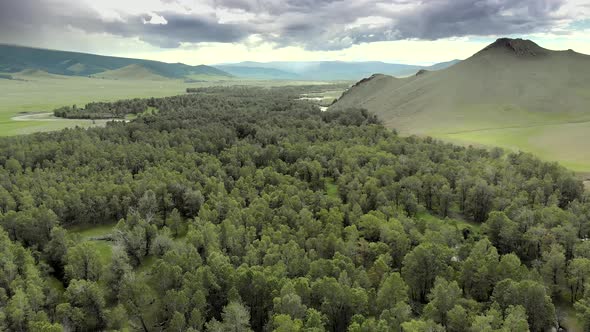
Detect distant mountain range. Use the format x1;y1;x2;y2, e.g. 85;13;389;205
0;44;231;79
215;60;461;80
0;44;460;81
331;38;590;134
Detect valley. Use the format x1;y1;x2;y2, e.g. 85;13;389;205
0;71;346;135
2;15;590;329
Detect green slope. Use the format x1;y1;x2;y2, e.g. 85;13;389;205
332;38;590;171
0;44;232;79
92;64;170;81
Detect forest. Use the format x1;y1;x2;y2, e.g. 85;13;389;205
1;86;590;332
53;85;346;119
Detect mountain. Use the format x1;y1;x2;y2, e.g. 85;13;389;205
214;65;301;80
216;60;460;80
0;44;232;79
331;38;590;134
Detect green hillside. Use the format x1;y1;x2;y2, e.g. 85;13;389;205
332;38;590;172
0;44;232;78
92;64;170;81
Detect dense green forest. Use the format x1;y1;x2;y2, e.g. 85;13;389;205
2;87;590;331
53;85;348;119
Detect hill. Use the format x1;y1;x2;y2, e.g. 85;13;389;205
0;44;232;79
92;64;170;81
332;38;590;133
214;65;301;80
331;38;590;171
217;60;460;80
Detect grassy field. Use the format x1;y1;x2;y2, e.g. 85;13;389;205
0;71;342;136
69;222;118;264
373;103;590;174
416;211;481;232
325;179;340;199
431;110;590;173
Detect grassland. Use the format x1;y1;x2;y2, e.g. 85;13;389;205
0;71;342;136
69;222;118;264
429;108;590;173
325;180;339;199
357;100;590;175
0;73;189;135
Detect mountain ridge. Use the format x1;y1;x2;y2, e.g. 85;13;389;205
0;44;232;79
331;38;590;134
216;60;461;80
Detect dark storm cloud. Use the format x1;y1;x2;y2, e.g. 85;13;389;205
394;0;565;40
247;0;568;50
0;0;572;50
70;12;252;48
0;0;253;48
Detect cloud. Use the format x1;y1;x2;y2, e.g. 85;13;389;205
0;0;585;51
83;12;253;48
0;0;253;48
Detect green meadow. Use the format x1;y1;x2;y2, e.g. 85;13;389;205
400;104;590;174
439;121;590;172
0;73;190;135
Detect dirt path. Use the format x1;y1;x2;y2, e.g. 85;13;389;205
11;112;128;123
11;112;61;121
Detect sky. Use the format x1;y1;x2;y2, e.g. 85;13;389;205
1;0;590;65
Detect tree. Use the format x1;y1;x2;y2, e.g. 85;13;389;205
541;244;566;297
470;307;502;332
64;242;103;282
461;239;499;301
119;274;158;331
206;301;253;332
502;305;529;332
465;180;494;223
424;277;462;327
273;282;307;320
402;243;452;302
400;319;444;332
166;208;184;236
496;254;526;282
138;190;158;221
568;257;590;303
311;277;368;332
376;273;409;314
447;305;471;332
300;308;326;332
103;248;132;300
57;280;107;331
271;314;304;332
4;288;32;331
482;211;518;253
183;189;204;218
492;279;556;332
575;290;590;331
437;184;453;218
5;158;22;174
44;226;72;276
